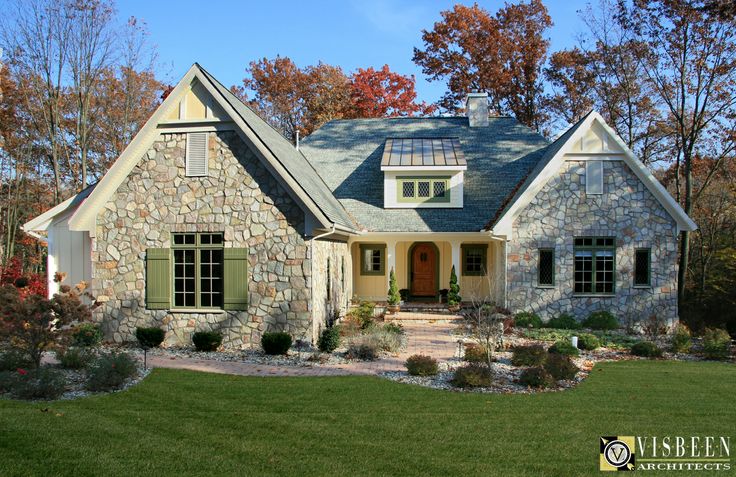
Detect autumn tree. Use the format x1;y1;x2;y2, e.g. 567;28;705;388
544;48;596;126
412;1;552;131
350;65;434;118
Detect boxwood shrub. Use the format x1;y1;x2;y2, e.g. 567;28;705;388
261;332;292;355
193;331;224;352
582;311;619;330
136;327;165;349
546;313;581;330
405;354;438;376
317;326;340;353
519;366;554;388
548;340;580;357
450;364;492;388
514;311;543;329
72;323;103;347
577;333;601;351
544;353;579;380
511;344;547;366
631;341;663;358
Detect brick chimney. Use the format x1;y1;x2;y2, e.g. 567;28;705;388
465;92;489;127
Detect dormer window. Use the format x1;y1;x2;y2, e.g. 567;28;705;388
381;138;466;209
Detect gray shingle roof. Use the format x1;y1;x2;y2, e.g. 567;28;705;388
300;116;550;232
197;65;357;231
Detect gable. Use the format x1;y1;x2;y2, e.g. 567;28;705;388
490;112;696;238
57;64;356;238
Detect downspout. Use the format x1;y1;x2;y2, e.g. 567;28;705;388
309;223;336;342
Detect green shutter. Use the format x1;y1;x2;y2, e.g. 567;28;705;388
223;248;249;310
146;248;170;309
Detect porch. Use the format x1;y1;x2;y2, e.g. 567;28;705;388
348;233;507;306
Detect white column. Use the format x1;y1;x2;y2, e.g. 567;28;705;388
386;240;397;290
450;240;461;276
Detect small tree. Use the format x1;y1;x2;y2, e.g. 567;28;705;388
387;268;400;306
448;265;461;306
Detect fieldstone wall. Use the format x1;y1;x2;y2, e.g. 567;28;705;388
92;131;314;347
310;239;351;340
507;159;679;327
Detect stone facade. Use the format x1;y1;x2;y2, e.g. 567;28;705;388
310;239;352;340
92;131;319;347
507;159;679;326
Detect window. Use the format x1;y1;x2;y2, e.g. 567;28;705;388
186;132;208;176
360;244;385;275
586;160;603;194
634;248;651;287
574;237;615;294
538;249;555;286
398;177;451;203
172;232;223;308
462;244;487;276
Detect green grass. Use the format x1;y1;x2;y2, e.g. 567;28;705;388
520;327;641;349
1;361;734;476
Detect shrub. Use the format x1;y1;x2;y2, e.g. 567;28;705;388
405;355;438;376
463;343;488;363
72;323;103;347
339;314;363;337
86;352;138;392
260;332;291;355
702;328;731;360
519;366;555;388
8;367;66;400
582;311;619;330
387;269;400;306
383;322;404;335
56;347;94;369
0;370;14;394
193;331;224;352
448;265;461;306
548;340;580;357
450;364;492;388
346;342;379;361
361;328;403;353
630;341;662;358
136;327;165;349
670;324;692;353
514;311;542;329
511;344;547;366
544;353;579;380
0;349;34;371
577;333;601;351
353;301;377;329
317;326;341;353
546;313;581;330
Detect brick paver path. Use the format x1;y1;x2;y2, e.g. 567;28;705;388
147;321;462;377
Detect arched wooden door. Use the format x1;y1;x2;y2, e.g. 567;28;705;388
410;243;437;297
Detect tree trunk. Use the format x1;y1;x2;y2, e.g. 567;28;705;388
677;158;693;305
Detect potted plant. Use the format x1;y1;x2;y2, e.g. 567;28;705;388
447;266;461;312
387;268;401;314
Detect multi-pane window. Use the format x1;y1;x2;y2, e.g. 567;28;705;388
634;248;651;287
360;245;385;275
574;237;615;294
462;244;487;276
398;177;451;203
538;249;555;286
172;233;224;308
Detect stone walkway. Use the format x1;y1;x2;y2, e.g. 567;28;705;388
147;321;462;377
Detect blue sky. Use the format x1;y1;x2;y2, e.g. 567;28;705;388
117;0;590;104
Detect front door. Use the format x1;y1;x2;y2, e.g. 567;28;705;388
411;243;437;297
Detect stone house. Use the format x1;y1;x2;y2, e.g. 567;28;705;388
24;64;696;347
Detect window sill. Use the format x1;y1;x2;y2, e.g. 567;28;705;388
535;285;556;289
572;294;616;298
633;285;652;289
169;308;227;314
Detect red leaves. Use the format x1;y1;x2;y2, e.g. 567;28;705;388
350;65;435;118
0;257;47;299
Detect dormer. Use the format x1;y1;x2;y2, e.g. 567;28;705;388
381;138;466;208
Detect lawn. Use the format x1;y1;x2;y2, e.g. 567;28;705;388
0;361;734;476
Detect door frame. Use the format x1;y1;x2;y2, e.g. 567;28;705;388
407;241;440;298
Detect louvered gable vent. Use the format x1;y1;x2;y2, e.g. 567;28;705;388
186;132;208;176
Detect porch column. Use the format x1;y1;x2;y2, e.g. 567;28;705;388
450;240;462;276
386;240;398;290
